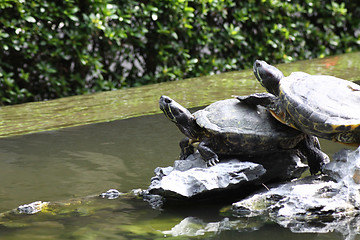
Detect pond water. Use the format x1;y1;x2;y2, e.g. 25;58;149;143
0;53;360;239
0;113;352;240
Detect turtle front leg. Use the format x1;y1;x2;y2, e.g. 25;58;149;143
179;137;195;160
236;93;278;108
198;140;219;166
299;135;330;175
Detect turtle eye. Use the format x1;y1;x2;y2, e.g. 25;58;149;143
165;98;172;104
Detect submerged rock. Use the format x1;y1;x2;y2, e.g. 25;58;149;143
148;150;308;201
18;201;49;214
231;146;360;240
162;216;257;237
100;189;122;199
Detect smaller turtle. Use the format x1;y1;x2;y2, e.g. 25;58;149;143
159;95;329;174
238;60;360;145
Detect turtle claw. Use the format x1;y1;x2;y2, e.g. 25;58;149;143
206;157;219;167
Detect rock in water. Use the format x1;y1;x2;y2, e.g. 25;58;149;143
18;201;49;214
162;217;245;237
100;189;122;199
148;151;308;201
231;146;360;239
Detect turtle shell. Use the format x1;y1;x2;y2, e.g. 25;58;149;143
193;99;304;154
279;73;360;141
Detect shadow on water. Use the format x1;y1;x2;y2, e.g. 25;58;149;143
0;52;359;239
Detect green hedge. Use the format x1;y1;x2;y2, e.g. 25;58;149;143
0;0;359;105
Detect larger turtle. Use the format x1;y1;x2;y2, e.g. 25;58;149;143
238;60;360;145
159;95;329;174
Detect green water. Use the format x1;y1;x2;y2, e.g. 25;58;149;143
0;53;359;239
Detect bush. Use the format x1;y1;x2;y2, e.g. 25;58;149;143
0;0;359;105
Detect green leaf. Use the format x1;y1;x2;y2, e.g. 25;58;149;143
25;16;36;23
69;15;79;22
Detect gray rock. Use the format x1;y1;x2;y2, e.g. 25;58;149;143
148;150;307;200
173;153;207;171
250;149;309;182
17;201;49;214
231;146;360;240
162;217;257;237
100;189;122;199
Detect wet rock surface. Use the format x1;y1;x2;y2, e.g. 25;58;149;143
231;146;360;240
100;189;122;199
148;150;308;201
155;148;360;240
17;201;49;214
162;216;257;237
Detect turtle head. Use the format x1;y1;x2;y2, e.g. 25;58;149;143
159;96;201;139
253;60;284;96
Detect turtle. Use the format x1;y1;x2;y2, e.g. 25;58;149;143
237;60;360;145
159;95;329;174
